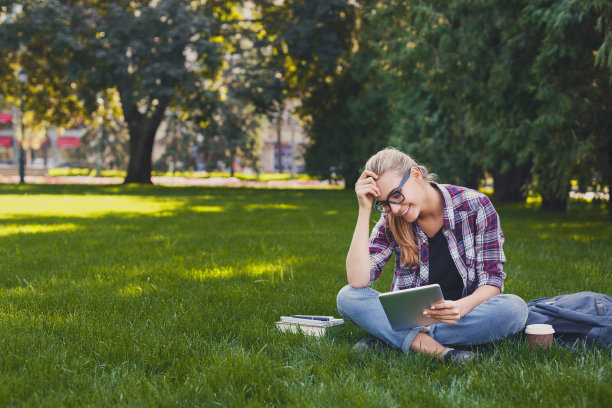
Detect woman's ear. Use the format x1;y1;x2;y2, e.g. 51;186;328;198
411;166;423;181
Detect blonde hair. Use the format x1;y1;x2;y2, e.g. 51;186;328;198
365;147;436;266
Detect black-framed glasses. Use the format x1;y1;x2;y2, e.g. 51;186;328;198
374;169;412;213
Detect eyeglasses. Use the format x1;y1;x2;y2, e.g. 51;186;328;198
374;169;412;213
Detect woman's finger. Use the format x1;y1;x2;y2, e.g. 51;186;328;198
356;184;380;197
431;313;460;322
430;301;457;310
359;170;379;180
426;309;459;316
356;178;378;189
425;307;460;318
355;187;378;201
357;175;379;187
425;313;460;321
355;183;377;193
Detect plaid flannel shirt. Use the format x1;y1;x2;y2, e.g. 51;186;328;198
369;183;506;297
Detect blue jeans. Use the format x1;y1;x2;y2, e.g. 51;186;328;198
336;285;528;352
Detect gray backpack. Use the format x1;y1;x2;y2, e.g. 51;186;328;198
526;292;612;348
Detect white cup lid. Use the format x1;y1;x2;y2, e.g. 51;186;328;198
525;324;555;335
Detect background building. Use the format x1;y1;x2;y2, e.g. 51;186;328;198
0;109;85;169
0;111;15;164
260;113;307;174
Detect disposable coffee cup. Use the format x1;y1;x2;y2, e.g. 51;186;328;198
525;324;555;350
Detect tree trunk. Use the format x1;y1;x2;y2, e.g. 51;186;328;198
541;194;567;212
342;159;361;190
125;126;156;184
117;74;169;184
119;84;168;184
491;163;531;204
538;173;569;212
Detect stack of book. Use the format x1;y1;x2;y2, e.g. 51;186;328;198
275;315;344;337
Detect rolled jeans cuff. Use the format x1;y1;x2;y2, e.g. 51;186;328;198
401;326;427;353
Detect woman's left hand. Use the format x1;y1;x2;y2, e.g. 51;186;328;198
423;300;465;325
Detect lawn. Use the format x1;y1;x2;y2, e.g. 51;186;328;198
0;184;610;407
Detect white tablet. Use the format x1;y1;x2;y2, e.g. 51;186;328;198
378;284;444;330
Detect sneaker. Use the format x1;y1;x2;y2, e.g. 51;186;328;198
352;336;393;352
443;349;480;364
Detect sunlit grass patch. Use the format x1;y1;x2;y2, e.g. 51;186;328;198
0;223;81;236
117;282;151;297
190;205;224;213
243;203;300;211
182;260;295;282
0;194;181;218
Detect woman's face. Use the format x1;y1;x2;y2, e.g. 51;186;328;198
375;168;423;222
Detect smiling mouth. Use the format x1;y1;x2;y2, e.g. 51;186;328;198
401;206;410;216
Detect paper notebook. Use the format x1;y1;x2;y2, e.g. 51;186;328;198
275;315;344;337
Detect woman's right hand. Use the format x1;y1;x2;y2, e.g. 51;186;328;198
354;170;380;212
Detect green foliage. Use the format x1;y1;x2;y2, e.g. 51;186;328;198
3;0;611;198
0;0;225;182
363;1;488;188
206;38;268;174
153;109;200;173
202;99;262;175
588;0;612;76
0;185;610;405
76;91;131;172
0;2;86;126
300;0;612;208
519;0;612;209
268;1;388;186
303;69;392;186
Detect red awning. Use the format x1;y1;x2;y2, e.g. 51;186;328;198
0;114;12;124
56;136;81;148
0;136;13;147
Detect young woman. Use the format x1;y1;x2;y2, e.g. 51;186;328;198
337;148;528;363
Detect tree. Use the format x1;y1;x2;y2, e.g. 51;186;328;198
153;109;200;173
337;0;612;209
225;4;288;173
211;99;261;176
517;1;611;209
0;0;224;183
359;1;529;192
302;43;392;187
259;0;367;185
76;90;130;172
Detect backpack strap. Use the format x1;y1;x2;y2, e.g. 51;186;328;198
532;303;612;327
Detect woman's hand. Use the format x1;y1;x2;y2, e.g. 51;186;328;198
423;300;466;325
354;170;380;212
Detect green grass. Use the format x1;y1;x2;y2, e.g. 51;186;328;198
0;185;610;407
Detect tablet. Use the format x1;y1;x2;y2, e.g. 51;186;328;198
378;284;444;330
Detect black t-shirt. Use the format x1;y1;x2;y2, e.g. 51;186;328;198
428;228;464;301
